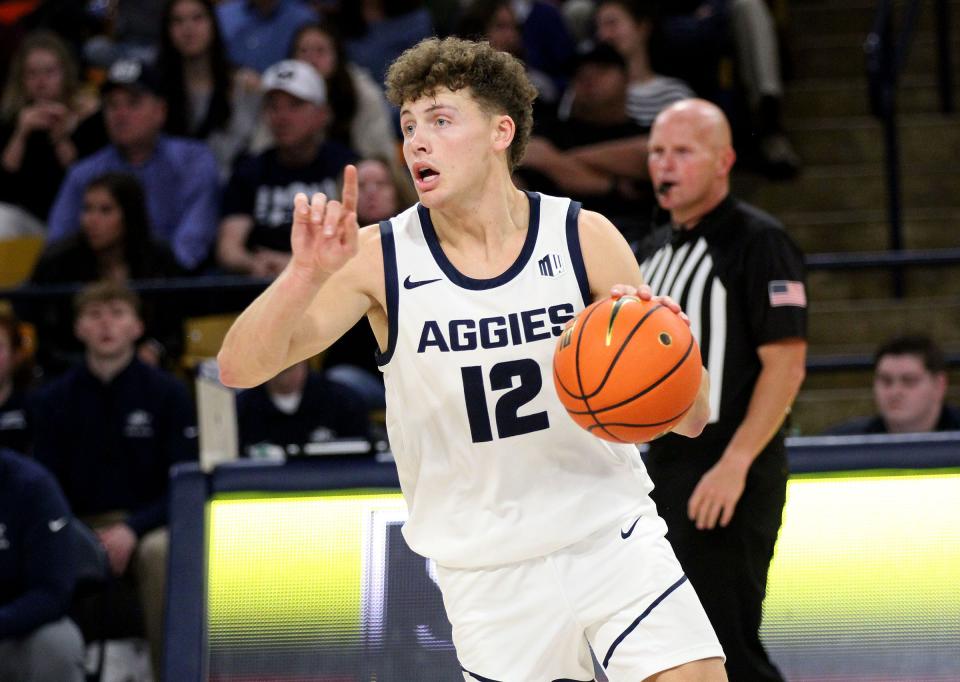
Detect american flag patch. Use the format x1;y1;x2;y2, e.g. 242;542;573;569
768;280;807;307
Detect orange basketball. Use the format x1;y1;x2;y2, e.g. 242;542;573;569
552;295;702;443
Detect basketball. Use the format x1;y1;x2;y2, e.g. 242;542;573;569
553;295;703;443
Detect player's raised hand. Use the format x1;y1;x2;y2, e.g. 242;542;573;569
289;164;359;279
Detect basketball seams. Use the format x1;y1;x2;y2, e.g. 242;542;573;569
573;301;623;440
586;398;695;432
564;335;696;416
585;303;664;400
564;302;664;401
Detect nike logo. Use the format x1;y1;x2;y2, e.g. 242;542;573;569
620;515;642;539
48;517;68;533
403;275;442;289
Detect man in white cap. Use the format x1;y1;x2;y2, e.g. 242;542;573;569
217;59;358;277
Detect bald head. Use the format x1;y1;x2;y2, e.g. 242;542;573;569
647;99;737;227
652;99;732;152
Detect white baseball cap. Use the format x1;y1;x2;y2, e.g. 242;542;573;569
261;59;326;106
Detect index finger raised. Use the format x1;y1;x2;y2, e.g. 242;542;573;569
341;164;358;216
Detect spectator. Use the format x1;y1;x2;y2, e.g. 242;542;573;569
0;30;105;234
824;335;960;434
46;57;220;272
654;0;800;178
455;0;560;109
157;0;262;180
727;0;800;178
31;281;198;678
355;156;416;225
290;22;396;161
510;0;577;92
216;0;318;74
520;43;654;245
217;59;357;277
594;0;695;130
33;172;182;284
340;0;434;85
237;359;372;458
0;309;32;454
648;0;728;98
0;448;85;682
640;99;807;682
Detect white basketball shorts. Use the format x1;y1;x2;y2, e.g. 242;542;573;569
435;510;724;681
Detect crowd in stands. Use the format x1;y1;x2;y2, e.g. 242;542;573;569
0;1;953;680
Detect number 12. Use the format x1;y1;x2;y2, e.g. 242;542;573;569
461;359;550;443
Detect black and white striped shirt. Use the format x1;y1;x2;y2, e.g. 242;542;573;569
640;196;807;455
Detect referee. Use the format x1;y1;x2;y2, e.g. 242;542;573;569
640;99;807;681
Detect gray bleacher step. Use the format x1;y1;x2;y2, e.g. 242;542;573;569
790;32;960;79
785;114;960;167
809;268;960;301
788;0;958;37
807;296;960;346
783;207;960;252
739;164;960;213
784;76;943;120
791;387;875;434
808;268;960;301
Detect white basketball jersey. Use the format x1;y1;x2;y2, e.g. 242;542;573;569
377;192;658;568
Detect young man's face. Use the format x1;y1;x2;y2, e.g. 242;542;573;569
399;88;507;209
874;354;947;432
75;300;143;360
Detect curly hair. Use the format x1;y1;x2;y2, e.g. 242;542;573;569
385;37;537;171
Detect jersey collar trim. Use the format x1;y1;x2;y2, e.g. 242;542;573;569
416;191;541;291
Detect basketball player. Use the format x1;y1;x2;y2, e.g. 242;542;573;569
219;38;727;682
